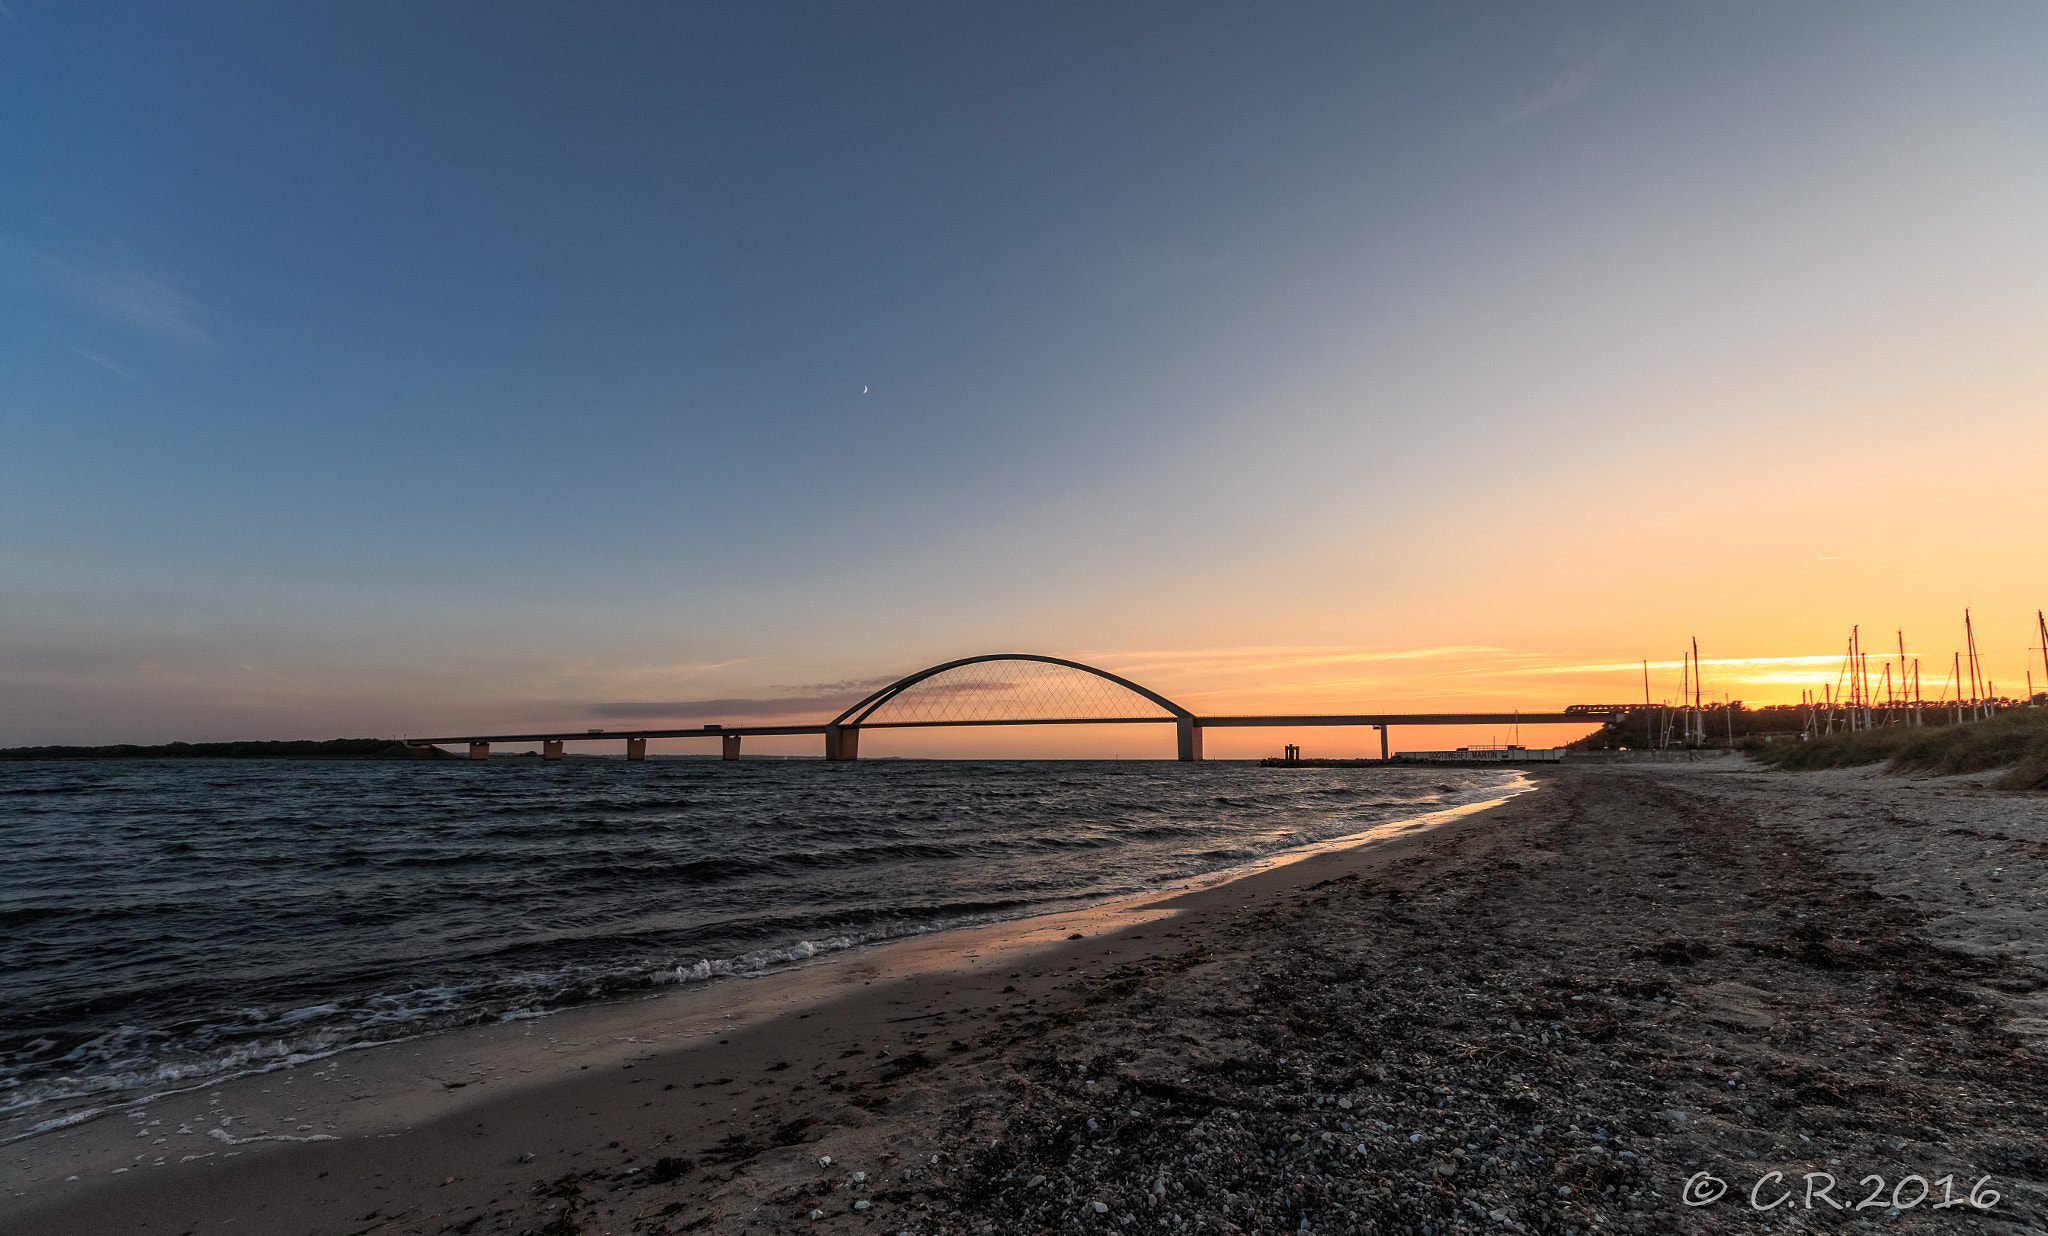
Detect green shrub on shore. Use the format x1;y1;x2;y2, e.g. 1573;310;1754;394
1742;709;2048;789
1741;728;1903;771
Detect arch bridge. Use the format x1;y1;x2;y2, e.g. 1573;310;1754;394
411;653;1614;761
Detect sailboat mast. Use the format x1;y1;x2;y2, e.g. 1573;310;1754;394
1693;637;1703;743
2038;610;2048;704
1965;610;1982;716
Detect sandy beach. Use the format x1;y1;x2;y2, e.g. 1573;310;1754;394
7;761;2045;1236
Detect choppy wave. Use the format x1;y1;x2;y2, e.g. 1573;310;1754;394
0;758;1511;1137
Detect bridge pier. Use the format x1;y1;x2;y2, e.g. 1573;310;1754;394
1379;725;1389;761
543;740;564;761
824;725;860;761
468;742;489;761
1176;717;1203;762
626;738;647;761
723;734;742;761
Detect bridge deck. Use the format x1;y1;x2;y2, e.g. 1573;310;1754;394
406;712;1613;747
1199;713;1597;727
404;652;1620;760
409;724;829;744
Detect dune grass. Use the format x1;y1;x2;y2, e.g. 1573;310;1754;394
1742;708;2048;790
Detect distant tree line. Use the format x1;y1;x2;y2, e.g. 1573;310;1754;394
0;738;454;761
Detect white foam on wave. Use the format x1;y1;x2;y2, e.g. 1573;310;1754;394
0;1028;435;1139
1;923;943;1136
635;775;1526;996
209;1126;339;1145
14;1106;104;1140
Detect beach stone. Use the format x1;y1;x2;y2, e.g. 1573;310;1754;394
809;1209;823;1220
854;1199;872;1211
358;770;2048;1236
518;1152;534;1163
818;1155;833;1167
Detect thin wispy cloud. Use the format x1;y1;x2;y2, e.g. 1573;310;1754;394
590;693;865;720
590;676;896;720
49;262;210;346
3;239;211;346
71;346;133;379
1092;645;1515;678
1108;646;1894;711
1502;27;1626;126
1087;647;1885;694
0;2;26;36
1513;654;1887;676
769;675;898;696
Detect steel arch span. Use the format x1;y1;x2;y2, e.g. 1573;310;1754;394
821;653;1197;760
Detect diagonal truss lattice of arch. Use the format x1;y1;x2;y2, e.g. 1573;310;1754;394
830;654;1191;729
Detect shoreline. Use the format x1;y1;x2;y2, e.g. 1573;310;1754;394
0;763;1522;1151
1;778;1529;1221
9;764;2046;1235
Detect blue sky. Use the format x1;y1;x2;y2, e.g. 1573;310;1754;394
4;3;2044;753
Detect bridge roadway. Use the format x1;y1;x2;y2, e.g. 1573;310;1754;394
407;712;1614;763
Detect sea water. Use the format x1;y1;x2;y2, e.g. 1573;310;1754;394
0;758;1510;1140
